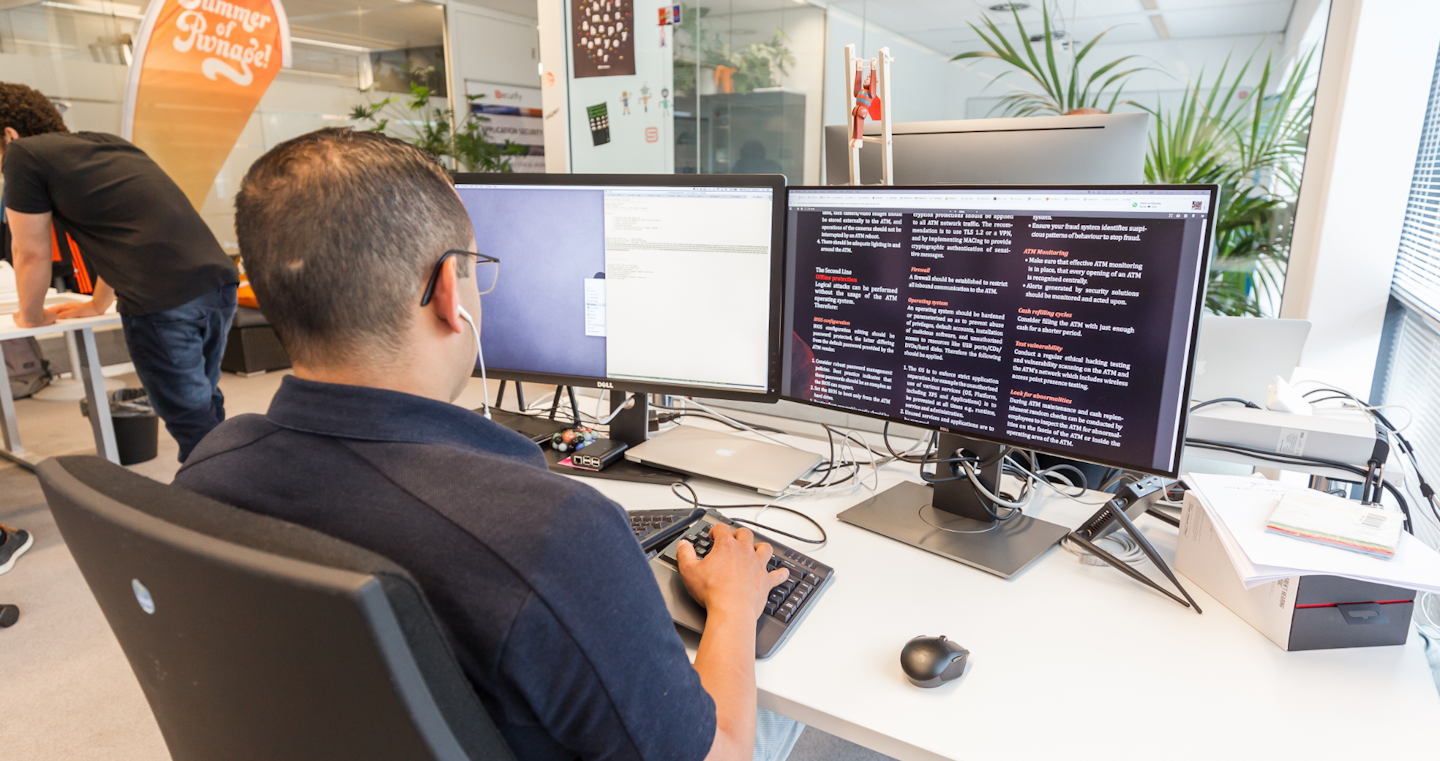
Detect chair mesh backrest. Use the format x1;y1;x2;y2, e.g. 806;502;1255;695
38;456;514;761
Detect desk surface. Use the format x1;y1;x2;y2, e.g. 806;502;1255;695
0;294;121;340
576;417;1440;761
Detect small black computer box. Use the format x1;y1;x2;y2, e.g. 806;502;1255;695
569;439;629;471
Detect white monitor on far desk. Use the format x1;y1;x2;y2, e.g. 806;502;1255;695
823;112;1149;186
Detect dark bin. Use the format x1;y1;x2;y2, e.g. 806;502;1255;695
81;388;159;466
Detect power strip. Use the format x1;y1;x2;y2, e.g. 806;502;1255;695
1186;406;1389;468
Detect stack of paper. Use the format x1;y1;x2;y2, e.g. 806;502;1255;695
1265;490;1404;559
1184;472;1440;594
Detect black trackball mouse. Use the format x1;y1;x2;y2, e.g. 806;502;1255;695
900;635;969;688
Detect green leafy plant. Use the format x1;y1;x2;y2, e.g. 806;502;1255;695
1145;48;1316;315
672;7;795;97
950;3;1147;117
350;68;524;173
725;30;796;93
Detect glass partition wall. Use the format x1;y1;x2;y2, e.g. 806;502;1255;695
671;0;825;184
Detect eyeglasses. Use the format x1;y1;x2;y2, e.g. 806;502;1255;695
421;249;500;307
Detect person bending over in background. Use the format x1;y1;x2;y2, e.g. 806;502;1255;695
174;128;800;761
0;82;238;462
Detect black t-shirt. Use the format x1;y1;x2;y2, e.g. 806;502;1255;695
2;131;237;316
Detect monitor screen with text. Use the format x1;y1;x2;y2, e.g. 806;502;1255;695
781;186;1214;476
456;180;780;397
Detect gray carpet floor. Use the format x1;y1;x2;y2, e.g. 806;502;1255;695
0;371;892;761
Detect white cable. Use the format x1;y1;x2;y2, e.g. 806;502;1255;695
676;397;811;452
1003;455;1114;507
593;389;634;426
836;428;882;493
1063;532;1147;566
457;306;489;419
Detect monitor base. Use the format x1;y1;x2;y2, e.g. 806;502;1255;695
485;408;569;444
837;480;1068;579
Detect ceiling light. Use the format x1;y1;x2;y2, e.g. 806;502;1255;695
987;2;1030;10
1028;30;1066;43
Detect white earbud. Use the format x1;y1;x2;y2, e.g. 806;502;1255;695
457;305;490;419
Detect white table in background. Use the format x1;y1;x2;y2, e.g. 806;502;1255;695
577;417;1440;761
0;295;122;470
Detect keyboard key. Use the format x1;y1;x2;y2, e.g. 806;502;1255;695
795;582;813;598
804;572;819;586
777;602;797;622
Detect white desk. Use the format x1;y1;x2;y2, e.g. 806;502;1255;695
577;418;1440;761
0;296;122;469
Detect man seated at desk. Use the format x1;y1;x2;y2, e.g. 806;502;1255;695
174;128;797;761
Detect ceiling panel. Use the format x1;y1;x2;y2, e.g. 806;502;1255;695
1161;3;1294;38
289;3;445;50
810;0;1299;57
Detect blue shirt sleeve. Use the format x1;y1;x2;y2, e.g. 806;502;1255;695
499;490;716;761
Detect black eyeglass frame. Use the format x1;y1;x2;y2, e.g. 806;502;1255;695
420;249;501;307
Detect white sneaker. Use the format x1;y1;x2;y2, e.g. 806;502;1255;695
0;525;34;575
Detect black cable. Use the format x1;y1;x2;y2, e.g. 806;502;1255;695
811;424;840;489
647;402;788;434
883;421;930;464
669;482;827;546
1294;387;1440;525
1186;439;1414;532
656;411;788;435
1189;397;1262;412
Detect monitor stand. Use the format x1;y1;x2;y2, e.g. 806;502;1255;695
837;432;1069;579
480;382;574;443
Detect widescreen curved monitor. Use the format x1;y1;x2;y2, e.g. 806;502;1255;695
453;173;786;401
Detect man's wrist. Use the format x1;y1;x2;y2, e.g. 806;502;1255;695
703;600;758;626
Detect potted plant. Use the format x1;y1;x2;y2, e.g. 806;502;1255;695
350;65;525;173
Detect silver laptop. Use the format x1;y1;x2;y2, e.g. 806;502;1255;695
625;426;823;496
1190;316;1311;406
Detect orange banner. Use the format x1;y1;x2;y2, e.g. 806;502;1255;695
122;0;291;209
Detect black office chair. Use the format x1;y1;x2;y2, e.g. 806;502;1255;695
37;455;516;761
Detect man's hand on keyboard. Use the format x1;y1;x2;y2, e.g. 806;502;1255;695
677;524;790;620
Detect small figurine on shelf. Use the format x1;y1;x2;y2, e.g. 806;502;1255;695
850;66;881;148
551;426;599;453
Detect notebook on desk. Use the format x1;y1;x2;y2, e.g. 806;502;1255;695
624;425;822;496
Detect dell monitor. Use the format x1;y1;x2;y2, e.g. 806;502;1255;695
783;184;1217;577
824;112;1149;186
451;173;786;449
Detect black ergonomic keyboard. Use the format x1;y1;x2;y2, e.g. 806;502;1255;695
627;508;697;542
645;511;835;658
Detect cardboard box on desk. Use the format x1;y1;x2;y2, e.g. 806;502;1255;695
1176;493;1415;651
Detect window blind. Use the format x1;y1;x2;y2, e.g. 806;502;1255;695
1378;306;1440;549
1393;48;1440;320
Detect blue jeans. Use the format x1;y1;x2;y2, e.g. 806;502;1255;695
121;284;237;462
